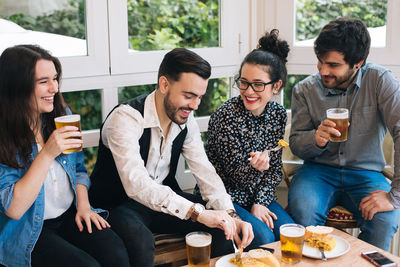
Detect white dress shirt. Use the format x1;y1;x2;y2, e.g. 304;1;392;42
38;144;74;220
102;91;234;219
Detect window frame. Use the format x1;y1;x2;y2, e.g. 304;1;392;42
60;0;110;78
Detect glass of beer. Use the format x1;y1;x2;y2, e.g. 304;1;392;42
54;114;82;154
326;108;349;142
185;231;211;267
280;223;305;264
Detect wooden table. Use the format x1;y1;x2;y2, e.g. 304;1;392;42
204;229;400;266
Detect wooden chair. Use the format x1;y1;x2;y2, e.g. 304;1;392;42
154;233;187;266
281;124;394;230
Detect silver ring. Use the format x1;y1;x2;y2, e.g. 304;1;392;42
219;219;226;226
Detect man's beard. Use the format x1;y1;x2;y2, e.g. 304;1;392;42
164;93;192;125
322;68;356;89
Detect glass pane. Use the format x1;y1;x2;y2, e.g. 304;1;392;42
118;84;155;104
195;78;229;117
62;89;102;130
127;0;219;51
295;0;387;47
84;146;98;175
0;0;87;57
283;74;308;109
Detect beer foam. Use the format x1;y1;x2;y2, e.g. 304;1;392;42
326;108;348;119
281;227;305;237
186;234;212;247
55;114;81;123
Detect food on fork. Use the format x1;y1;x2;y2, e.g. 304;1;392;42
230;248;280;267
304;225;336;251
278;139;289;147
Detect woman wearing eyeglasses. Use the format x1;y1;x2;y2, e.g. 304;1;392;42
205;29;294;249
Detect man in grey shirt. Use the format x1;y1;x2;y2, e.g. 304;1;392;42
289;17;400;250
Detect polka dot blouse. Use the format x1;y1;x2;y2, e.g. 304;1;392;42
206;96;287;208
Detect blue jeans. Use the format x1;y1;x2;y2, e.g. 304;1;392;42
234;201;294;250
288;162;399;250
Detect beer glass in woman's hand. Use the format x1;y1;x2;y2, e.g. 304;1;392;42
54;114;82;153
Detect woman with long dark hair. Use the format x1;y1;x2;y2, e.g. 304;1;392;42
0;45;129;267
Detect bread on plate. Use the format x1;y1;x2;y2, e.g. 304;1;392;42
304;225;336;251
230;248;280;267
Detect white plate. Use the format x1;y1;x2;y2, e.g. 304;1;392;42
215;252;247;267
302;234;350;259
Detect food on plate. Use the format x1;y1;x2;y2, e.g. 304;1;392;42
230;248;280;267
278;139;289;147
304;225;336;251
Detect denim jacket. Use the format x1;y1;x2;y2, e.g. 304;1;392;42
0;143;103;267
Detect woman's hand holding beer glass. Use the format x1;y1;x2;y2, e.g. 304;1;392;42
41;125;82;159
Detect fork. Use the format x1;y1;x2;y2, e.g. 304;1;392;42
319;247;327;261
231;239;241;261
248;144;284;161
270;144;284;152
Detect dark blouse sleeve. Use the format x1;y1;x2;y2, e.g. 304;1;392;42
253;106;287;207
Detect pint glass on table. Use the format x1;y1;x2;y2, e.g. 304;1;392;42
280;223;305;264
185;231;211;267
54;114;82;154
326;108;349;142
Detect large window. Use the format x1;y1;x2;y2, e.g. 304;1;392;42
109;0;245;75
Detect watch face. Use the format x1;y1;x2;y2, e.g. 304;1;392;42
194;204;204;213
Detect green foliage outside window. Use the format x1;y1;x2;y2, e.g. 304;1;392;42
283;75;308;109
3;0;86;39
296;0;387;42
127;0;219;50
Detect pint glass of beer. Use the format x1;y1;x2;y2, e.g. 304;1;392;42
185;231;211;267
280;223;305;264
54;114;82;154
326;108;349;142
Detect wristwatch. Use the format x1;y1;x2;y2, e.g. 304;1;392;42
190;203;205;222
227;209;240;219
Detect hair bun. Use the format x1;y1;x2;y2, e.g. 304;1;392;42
257;29;290;63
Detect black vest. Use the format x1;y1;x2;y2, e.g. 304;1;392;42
89;94;187;209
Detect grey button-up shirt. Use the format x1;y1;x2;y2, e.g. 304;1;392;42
290;63;400;208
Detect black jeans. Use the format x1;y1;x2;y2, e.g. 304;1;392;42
108;192;233;267
31;205;130;267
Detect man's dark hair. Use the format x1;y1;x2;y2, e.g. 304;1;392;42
157;48;211;85
314;17;371;67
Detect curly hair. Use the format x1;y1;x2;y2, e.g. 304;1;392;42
314;17;371;67
238;29;290;90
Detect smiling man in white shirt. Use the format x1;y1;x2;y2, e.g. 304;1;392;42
89;48;253;266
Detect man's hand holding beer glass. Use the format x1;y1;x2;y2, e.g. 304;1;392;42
197;209;254;248
315;108;349;147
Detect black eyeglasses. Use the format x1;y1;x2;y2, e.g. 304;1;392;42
234;79;276;92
